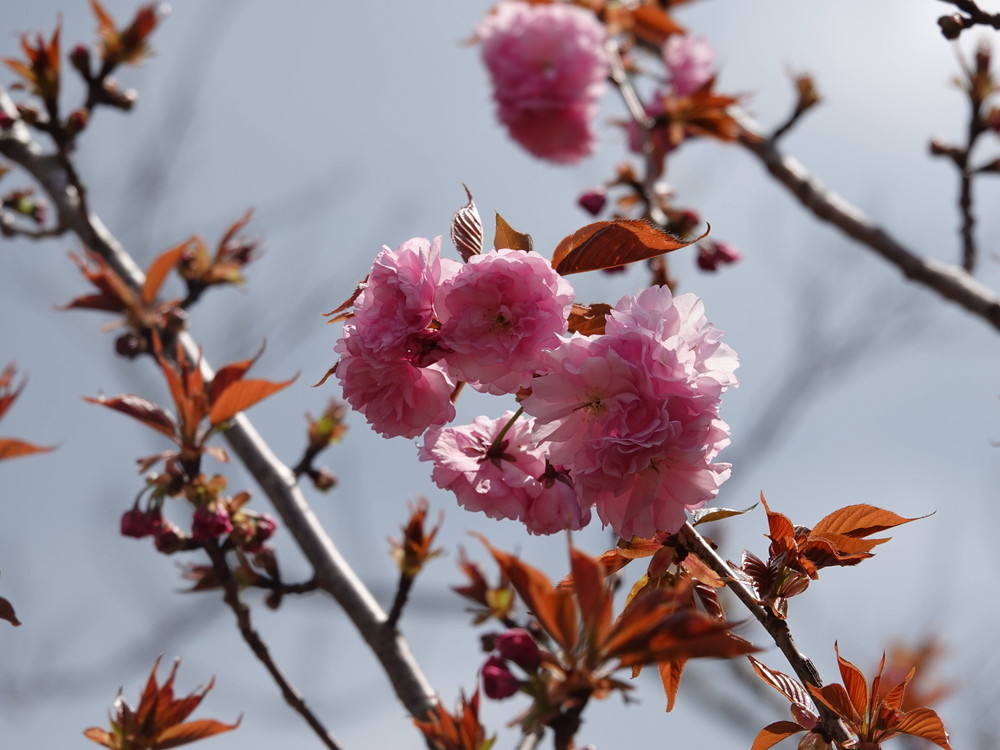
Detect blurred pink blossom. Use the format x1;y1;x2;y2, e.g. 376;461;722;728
478;1;609;163
663;35;716;96
437;248;574;394
523;286;736;539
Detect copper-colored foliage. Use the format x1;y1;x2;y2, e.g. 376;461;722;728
390;499;443;578
2;24;61;99
451;185;484;262
494;213;533;253
83;656;240;750
749;647;954;750
85;338;294;465
627;3;685;46
662;86;741;145
476;536;754;719
566;302;612;336
177;212;259;289
0;363;54;461
740;495;923;618
551;219;701;275
453;548;514;625
413;691;494;750
90;0;161;67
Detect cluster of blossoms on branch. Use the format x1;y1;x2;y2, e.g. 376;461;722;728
331;225;736;540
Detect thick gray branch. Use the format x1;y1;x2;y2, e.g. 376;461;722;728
0;86;437;722
735;109;1000;333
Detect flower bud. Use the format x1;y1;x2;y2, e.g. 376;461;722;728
65;108;90;138
309;467;337;492
937;14;965;40
481;655;519;700
115;332;146;359
191;504;234;541
0;111;14;130
70;45;92;79
696;240;741;272
495;628;541;671
121;506;161;538
577;187;607;216
154;521;185;554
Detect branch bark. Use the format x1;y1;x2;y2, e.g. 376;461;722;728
0;85;438;724
734;108;1000;332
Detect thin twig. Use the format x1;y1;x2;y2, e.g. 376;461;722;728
0;84;439;722
605;38;670;228
676;522;854;747
733;107;1000;332
204;541;345;750
939;0;1000;30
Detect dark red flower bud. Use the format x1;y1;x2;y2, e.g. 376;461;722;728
154;523;185;554
495;628;541;671
191;505;233;541
481;655;519;700
696;240;741;272
69;45;92;79
121;506;161;538
577;187;607;217
0;111;14;130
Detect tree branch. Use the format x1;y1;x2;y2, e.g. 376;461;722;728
734;108;1000;332
204;541;344;750
676;522;854;747
0;85;438;723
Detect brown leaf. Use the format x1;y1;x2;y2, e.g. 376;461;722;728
834;644;869;719
142;242;187;305
0;438;55;461
657;657;687;712
566;302;612;336
451;185;484;262
750;721;807;750
747;656;817;719
551;220;701;275
629;4;685;46
493;213;533;253
569;547;612;647
208;375;297;428
84;394;178;440
810;504;923;539
808;683;860;726
153;717;243;749
82;727;113;747
893;707;953;750
0;594;21;626
206;346;264;407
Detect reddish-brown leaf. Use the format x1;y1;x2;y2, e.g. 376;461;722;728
451;185;484;262
569;547;612;646
657;657;687;712
0;438;55;461
323;279;367;325
747;656;817;717
208;375;296;428
82;727;113;747
808;683;861;726
810;504;923;539
566;302;612;336
750;721;807;750
478;536;578;651
893;707;953;750
629;4;685;46
494;213;533;253
0;594;20;626
551;219;700;275
152;717;242;749
206;347;264;408
84;394;178;440
835;644;869;718
143;242;188;305
881;667;916;712
59;292;124;313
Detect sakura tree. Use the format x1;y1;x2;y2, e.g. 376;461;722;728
1;1;996;749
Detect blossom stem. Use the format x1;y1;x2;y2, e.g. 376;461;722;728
486;406;524;455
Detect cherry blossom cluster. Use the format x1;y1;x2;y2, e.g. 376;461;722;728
333;234;737;540
477;1;609;164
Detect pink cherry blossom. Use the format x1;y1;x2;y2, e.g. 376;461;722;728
437;248;575;395
478;1;609;163
351;236;460;362
663;35;716;96
420;412;589;535
523;286;736;539
335;329;456;440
